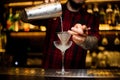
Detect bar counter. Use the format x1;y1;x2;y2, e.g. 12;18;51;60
0;67;120;80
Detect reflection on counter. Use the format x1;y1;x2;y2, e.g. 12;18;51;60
0;67;120;80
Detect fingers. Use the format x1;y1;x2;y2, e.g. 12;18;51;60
72;35;85;43
68;23;90;44
68;29;86;43
69;24;90;36
68;30;78;35
68;32;85;45
68;30;86;42
44;0;49;3
50;0;56;3
73;24;89;34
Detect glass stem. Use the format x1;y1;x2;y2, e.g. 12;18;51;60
62;51;65;74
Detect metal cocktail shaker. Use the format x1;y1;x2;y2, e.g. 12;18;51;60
20;2;62;21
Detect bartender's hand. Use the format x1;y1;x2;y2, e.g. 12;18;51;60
68;23;90;45
44;0;57;3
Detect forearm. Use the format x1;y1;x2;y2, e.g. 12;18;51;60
79;36;98;50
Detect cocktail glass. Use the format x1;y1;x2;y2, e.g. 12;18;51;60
53;31;72;74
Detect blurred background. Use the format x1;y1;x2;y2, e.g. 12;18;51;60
0;0;120;69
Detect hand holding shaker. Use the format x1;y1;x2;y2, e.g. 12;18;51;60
20;1;62;21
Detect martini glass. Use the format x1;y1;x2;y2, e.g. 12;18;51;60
53;31;72;74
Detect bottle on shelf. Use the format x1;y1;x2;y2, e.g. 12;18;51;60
113;4;120;26
102;35;108;45
14;10;22;32
106;3;113;25
0;23;6;50
97;51;107;68
86;50;92;68
87;4;93;14
99;7;106;24
114;32;120;45
14;11;20;21
6;8;14;31
91;51;98;68
93;3;99;17
0;23;2;49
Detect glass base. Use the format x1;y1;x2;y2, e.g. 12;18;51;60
56;70;70;75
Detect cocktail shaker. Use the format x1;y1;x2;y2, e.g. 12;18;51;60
20;2;62;21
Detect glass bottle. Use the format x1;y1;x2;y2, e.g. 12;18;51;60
102;35;108;45
114;4;120;26
106;4;113;25
0;23;2;49
6;8;14;31
14;11;20;32
114;32;120;45
87;4;93;14
91;51;98;68
93;3;99;17
86;50;92;68
99;7;106;24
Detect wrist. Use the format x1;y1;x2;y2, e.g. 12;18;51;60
79;36;98;50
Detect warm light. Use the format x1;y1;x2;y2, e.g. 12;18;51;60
10;32;46;37
24;69;30;75
29;24;35;29
99;24;111;30
40;26;46;31
86;0;120;3
6;0;67;7
30;69;36;74
8;2;34;6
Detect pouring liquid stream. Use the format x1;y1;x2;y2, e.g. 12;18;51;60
60;16;63;32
